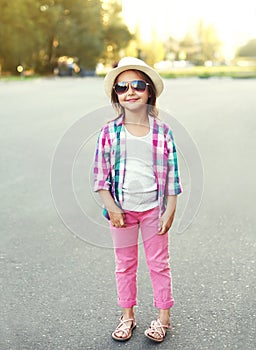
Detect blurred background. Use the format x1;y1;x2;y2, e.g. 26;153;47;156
0;0;256;78
1;3;256;349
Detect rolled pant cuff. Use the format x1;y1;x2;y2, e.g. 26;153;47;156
154;300;175;309
118;301;137;308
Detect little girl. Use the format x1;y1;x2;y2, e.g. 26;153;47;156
94;57;182;343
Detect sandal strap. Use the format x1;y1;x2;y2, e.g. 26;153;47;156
148;318;171;337
114;316;135;337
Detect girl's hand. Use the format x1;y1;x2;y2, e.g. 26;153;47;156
98;190;126;228
158;210;175;235
109;209;126;228
158;195;177;235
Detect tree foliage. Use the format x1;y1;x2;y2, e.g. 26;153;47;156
195;20;222;64
101;0;133;63
0;0;131;73
236;39;256;57
165;20;222;65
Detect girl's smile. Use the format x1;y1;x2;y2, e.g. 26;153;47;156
126;97;140;102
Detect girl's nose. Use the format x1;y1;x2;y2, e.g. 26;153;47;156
127;83;135;94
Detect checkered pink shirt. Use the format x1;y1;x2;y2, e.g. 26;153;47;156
94;115;182;218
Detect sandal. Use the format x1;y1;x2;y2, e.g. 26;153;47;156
112;316;136;341
144;318;171;343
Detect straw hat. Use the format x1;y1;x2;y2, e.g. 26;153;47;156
104;57;164;97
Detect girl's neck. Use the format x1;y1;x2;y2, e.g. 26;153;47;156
124;111;149;137
124;110;148;125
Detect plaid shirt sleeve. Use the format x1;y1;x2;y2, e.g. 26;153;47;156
166;128;182;196
93;125;111;192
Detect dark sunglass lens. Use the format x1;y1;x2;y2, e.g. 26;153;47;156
132;80;147;91
114;82;128;94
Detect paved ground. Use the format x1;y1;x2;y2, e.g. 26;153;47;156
1;76;255;350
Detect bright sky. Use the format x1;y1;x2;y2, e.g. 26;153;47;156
122;0;256;58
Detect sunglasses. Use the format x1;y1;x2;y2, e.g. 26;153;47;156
113;80;149;95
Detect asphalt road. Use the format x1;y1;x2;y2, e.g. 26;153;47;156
1;76;255;350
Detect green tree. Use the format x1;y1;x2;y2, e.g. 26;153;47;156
0;0;132;74
164;21;221;66
194;20;222;65
101;0;132;64
32;0;104;72
164;36;180;60
0;0;38;73
179;33;200;62
56;0;104;70
33;0;65;73
236;39;256;57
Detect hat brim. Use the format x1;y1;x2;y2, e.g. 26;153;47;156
104;64;164;98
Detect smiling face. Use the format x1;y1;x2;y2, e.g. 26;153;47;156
111;69;158;118
114;70;150;114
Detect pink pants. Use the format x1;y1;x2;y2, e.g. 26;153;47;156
110;206;174;309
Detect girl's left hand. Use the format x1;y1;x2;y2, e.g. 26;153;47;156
158;195;177;235
158;210;175;235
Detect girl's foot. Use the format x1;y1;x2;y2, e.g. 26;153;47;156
144;317;171;343
112;316;136;341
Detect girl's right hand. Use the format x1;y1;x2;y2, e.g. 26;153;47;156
98;190;126;227
109;209;126;228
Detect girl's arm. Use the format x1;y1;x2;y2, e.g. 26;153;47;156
98;190;126;227
158;195;177;235
166;128;182;196
157;127;182;235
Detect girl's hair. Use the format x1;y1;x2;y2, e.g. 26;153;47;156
110;70;159;118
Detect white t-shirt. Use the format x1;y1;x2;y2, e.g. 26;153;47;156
122;117;158;212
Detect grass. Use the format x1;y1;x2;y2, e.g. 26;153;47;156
159;65;256;79
1;66;256;81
